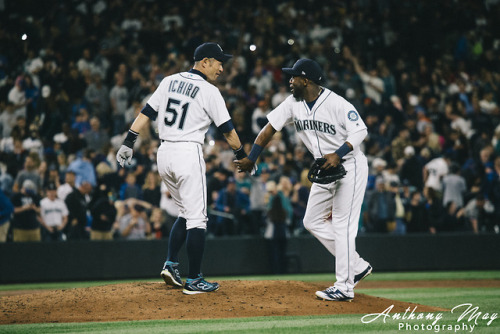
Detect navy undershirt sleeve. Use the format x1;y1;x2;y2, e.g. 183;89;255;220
218;119;235;133
140;103;157;121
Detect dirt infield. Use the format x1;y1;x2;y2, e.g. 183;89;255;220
1;279;498;324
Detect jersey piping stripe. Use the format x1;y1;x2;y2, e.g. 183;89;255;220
311;91;332;157
345;156;357;293
196;144;208;219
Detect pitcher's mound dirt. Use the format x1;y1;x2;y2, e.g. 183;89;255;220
0;280;448;324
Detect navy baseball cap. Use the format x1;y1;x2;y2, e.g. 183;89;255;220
194;43;232;62
282;59;324;84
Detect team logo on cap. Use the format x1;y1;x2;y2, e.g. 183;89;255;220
348;110;359;121
302;71;306;75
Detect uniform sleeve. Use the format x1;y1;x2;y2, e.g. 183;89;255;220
339;100;367;148
146;78;168;112
341;100;367;134
206;88;231;127
266;96;294;131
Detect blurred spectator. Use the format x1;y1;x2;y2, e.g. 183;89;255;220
142;171;161;207
249;168;271;235
442;163;467;208
399;146;424;190
463;193;495;234
405;191;429;233
8;76;31;119
423;187;443;234
264;194;289;274
85;73;110;122
67;149;97;187
22;124;44;157
40;183;68;241
391;128;412;164
149;207;169;239
0;188;14;242
271;85;290;108
119;203;151;240
13;152;42;193
248;64;273;98
109;74;129;135
213;177;250;236
290;177;310;235
65;181;93;240
57;170;76;201
423;154;451;196
90;188;117;241
367;177;396;233
119;172;142;200
251;99;271;136
72;108;92;136
441;202;467;232
0;102;17;138
349;54;384;105
83;117;109;154
11;180;41;242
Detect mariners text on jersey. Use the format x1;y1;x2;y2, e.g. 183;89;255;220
294;119;336;135
168;80;200;99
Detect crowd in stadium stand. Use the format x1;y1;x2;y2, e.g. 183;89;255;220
0;0;499;242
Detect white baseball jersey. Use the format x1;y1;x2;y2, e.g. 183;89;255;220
151;70;231;230
40;197;69;227
267;88;367;159
147;71;231;144
267;87;370;298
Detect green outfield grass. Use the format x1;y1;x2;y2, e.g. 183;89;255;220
1;271;499;334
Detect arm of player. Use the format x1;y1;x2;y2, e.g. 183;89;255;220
222;129;243;152
116;112;151;167
236;123;277;173
321;129;367;169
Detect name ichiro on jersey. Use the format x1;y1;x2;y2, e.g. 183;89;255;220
168;80;200;99
294;119;336;135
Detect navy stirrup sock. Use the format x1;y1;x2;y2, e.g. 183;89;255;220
167;217;187;263
186;228;206;279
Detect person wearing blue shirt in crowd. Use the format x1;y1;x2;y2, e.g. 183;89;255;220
0;187;14;242
67;149;97;188
214;177;250;236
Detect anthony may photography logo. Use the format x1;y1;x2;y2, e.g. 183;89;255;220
361;303;497;332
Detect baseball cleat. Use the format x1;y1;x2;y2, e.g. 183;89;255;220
183;275;219;295
354;265;373;287
316;287;353;302
161;261;183;287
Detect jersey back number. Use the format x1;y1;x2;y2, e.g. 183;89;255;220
164;98;189;130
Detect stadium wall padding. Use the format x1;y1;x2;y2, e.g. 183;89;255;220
1;234;499;283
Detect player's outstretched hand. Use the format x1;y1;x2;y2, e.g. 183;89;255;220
116;145;133;168
235;157;255;174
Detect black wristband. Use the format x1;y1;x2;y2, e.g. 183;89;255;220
233;146;247;160
123;130;139;148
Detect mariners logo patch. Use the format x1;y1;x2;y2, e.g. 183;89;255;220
348;110;359;121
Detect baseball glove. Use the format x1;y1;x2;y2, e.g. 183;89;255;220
307;158;347;184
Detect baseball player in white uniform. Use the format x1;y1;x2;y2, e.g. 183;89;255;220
117;43;247;294
236;59;372;301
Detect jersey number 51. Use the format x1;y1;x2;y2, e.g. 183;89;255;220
165;98;190;130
